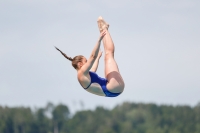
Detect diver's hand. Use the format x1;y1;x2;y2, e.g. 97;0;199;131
99;30;106;41
98;50;103;57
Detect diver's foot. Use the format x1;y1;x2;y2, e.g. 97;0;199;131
97;16;109;33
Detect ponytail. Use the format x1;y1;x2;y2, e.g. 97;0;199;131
55;46;84;70
55;46;73;61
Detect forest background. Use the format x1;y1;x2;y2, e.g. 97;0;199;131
1;102;200;133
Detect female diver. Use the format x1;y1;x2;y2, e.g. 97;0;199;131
55;16;125;97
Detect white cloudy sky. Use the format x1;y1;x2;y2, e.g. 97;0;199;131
0;0;200;113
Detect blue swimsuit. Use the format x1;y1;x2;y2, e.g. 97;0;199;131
83;71;121;97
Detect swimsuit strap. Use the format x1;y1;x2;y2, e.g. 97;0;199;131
83;71;93;89
83;71;100;89
84;82;92;89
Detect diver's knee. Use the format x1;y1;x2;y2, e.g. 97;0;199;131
104;52;114;61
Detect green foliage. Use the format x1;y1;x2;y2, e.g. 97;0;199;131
0;102;200;133
52;104;70;133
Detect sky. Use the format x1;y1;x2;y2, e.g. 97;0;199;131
0;0;200;113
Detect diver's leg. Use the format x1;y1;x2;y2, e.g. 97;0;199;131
102;29;125;93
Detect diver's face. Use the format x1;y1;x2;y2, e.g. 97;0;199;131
81;57;87;65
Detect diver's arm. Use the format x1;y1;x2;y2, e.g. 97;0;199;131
90;51;102;72
81;31;106;73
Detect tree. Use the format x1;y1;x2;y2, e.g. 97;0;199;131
52;104;70;133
